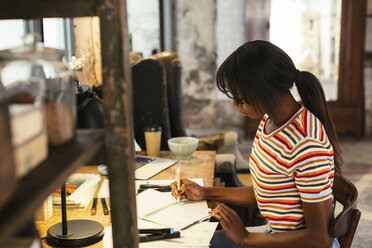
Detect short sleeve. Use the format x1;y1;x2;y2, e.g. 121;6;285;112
294;140;335;203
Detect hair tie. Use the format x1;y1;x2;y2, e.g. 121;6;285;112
294;69;300;82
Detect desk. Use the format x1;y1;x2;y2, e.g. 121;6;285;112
36;150;216;247
147;150;216;187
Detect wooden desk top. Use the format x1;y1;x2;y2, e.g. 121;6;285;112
149;150;216;187
36;150;216;247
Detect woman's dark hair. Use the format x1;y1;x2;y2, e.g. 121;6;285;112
216;40;342;174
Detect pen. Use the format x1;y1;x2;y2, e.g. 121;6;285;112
139;184;172;191
137;187;171;193
101;198;109;215
181;204;221;230
176;167;181;204
139;231;181;242
139;228;174;234
91;197;98;215
180;215;212;230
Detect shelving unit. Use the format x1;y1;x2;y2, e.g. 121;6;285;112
0;0;137;247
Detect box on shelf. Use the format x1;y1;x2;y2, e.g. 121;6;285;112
10;105;48;178
0;103;16;208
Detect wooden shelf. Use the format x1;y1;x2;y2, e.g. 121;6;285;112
0;0;96;19
0;129;104;240
0;0;136;246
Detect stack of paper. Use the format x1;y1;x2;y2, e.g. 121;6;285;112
98;179;110;198
53;173;100;209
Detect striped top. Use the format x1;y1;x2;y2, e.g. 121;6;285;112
249;105;335;232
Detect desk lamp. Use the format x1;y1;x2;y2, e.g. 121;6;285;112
46;183;104;247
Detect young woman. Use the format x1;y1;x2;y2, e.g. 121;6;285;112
171;40;342;248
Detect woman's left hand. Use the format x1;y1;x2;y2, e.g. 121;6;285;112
211;204;248;246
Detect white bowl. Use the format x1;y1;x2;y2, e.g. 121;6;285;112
167;137;199;159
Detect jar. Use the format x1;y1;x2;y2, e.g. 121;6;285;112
0;34;48;177
39;42;76;146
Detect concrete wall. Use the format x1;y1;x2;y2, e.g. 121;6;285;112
176;0;372;137
175;0;245;131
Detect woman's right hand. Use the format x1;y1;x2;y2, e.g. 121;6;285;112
170;179;206;201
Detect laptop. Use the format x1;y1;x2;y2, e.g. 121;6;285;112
134;140;177;180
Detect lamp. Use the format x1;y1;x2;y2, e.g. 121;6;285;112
46;183;104;247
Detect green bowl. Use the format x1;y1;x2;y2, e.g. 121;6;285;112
167;137;199;159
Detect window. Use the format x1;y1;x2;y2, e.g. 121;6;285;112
127;0;160;58
270;0;341;101
0;18;73;60
0;20;26;50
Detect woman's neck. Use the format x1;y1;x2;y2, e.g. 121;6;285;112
267;94;301;129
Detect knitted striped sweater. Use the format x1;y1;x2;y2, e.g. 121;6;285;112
249;105;335;232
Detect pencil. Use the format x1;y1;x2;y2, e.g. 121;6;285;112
101;198;109;215
91;197;98;215
176;167;180;204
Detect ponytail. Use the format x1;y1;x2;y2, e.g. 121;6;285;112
295;71;342;175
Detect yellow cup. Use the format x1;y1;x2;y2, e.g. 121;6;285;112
144;125;162;157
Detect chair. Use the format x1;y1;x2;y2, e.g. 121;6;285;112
131;58;172;151
329;176;361;248
151;51;187;138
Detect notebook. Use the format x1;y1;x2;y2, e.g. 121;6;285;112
136;188;211;230
135;155;177;180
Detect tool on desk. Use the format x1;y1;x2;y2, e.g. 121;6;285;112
91;197;98;215
138;184;172;193
139;231;181;242
176;167;181;204
181;204;220;230
101;198;109;215
180;215;212;230
139;227;174;234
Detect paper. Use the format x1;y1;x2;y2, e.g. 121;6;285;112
53;173;100;209
144;199;210;230
67;174;100;208
98;179;110;198
139;222;218;248
136;189;177;217
102;225;113;248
